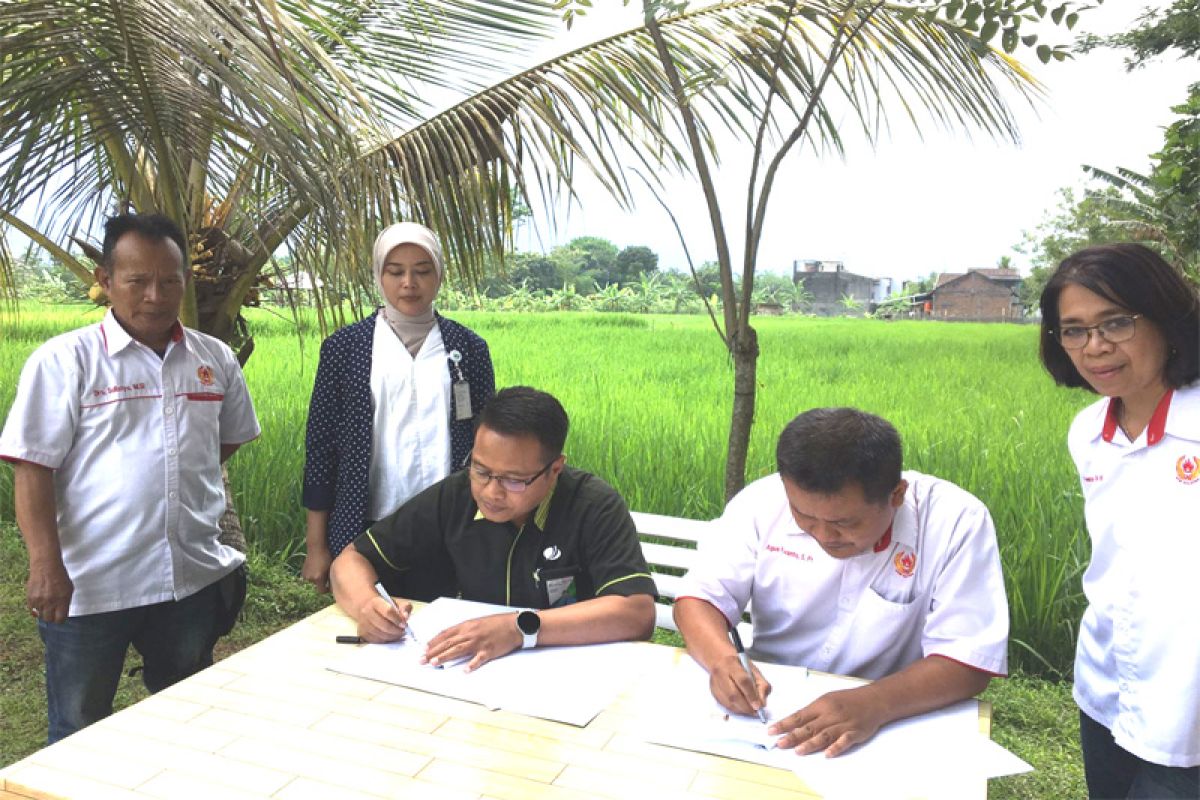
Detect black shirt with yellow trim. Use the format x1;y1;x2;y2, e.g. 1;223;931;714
354;466;657;608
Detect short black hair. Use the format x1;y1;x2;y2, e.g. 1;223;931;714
775;407;903;505
478;386;569;458
100;213;188;273
1039;244;1200;390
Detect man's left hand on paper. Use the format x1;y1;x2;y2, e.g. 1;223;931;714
769;684;887;757
423;612;522;672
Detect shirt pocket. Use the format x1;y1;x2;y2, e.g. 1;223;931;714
842;587;927;673
536;565;580;608
178;391;224;442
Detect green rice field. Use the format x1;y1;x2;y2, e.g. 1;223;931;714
0;304;1095;677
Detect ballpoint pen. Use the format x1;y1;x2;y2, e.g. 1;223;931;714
373;582;429;653
373;581;414;636
730;626;769;725
373;581;400;613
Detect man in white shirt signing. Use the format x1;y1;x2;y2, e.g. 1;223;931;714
675;407;1009;757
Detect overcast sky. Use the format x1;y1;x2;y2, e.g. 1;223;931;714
6;3;1192;286
518;2;1196;283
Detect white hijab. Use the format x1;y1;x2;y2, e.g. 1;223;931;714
372;222;444;356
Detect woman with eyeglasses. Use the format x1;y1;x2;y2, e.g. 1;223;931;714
301;223;495;593
1038;243;1200;799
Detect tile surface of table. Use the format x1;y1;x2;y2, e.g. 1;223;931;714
0;605;990;799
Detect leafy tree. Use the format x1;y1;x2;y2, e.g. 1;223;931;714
628;0;1072;498
568;236;621;289
7;247;89;304
1150;89;1200;281
1078;0;1200;65
615;245;659;284
1075;0;1200;284
679;263;723;300
545;245;587;290
522;256;564;293
1015;187;1133;309
497;252;564;294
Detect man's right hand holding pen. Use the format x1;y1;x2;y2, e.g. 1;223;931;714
354;580;413;643
328;543;413;643
711;628;772;721
673;597;772;721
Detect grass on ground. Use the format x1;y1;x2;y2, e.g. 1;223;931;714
0;524;1084;798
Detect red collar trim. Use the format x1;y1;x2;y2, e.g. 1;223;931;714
1101;390;1174;445
1101;398;1119;442
170;322;184;343
1147;390;1174;445
873;523;893;553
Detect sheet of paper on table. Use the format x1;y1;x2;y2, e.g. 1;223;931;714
638;656;1032;800
328;597;645;726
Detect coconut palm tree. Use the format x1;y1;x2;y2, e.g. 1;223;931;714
1;0;573;357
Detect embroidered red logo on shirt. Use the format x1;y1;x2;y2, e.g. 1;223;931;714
197;365;215;386
893;550;916;578
1177;455;1200;485
1083;474;1104;483
765;543;813;562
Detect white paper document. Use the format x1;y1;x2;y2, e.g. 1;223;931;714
639;657;1031;799
328;597;645;726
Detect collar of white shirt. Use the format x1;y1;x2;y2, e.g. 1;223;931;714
100;309;184;355
1090;381;1200;446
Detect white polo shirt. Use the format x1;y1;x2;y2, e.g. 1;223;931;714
678;471;1009;681
0;311;261;616
1068;381;1200;768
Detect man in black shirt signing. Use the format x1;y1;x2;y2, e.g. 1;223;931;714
330;386;657;670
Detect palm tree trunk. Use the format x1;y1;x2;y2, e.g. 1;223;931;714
724;324;759;502
217;464;247;554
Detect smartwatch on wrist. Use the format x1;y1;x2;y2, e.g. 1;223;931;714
516;610;541;649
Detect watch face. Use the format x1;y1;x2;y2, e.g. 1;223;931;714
517;610;540;635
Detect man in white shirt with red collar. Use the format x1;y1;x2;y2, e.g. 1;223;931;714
0;213;260;743
675;407;1008;757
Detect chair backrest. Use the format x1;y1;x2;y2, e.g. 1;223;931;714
632;511;752;643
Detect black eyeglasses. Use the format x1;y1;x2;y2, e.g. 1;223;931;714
466;455;555;493
1055;314;1141;350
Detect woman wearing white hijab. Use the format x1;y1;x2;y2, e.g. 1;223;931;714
301;223;494;592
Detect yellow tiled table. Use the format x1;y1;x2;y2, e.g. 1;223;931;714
0;605;990;799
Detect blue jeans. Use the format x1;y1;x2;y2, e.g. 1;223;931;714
1080;710;1200;799
38;580;223;744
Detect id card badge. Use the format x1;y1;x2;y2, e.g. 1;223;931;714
546;575;575;606
453;380;472;420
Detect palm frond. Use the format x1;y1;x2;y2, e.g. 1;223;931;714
311;0;1038;293
3;0;1039;341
